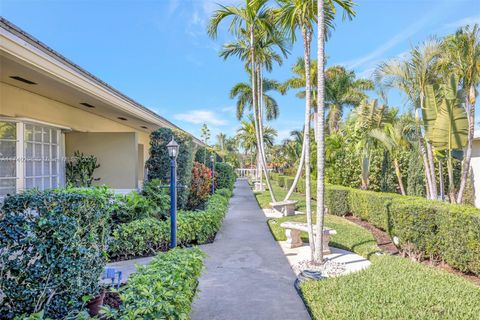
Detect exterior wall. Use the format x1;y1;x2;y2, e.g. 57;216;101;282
0;82;151;187
472;139;480;208
65;132;138;189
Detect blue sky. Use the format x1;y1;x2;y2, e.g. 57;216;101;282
2;0;479;143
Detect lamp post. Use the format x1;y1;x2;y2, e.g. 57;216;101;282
210;154;215;194
167;138;179;248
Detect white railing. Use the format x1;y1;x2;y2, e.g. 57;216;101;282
235;168;273;178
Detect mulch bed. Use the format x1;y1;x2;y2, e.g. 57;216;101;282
103;290;122;310
345;214;480;286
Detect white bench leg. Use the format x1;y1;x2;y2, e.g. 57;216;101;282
323;234;331;254
285;229;303;248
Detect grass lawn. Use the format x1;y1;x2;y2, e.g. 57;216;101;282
254;179;480;320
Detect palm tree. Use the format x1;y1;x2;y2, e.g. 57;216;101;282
439;24;480;203
208;0;283;202
325;66;374;133
370;117;415;195
277;0;355;263
236;115;277;160
230;78;282;120
375;39;442;200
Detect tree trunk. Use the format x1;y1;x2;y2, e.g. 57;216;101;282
314;0;326;265
457;86;475;203
426;141;438;198
283;131;306;201
419;137;434;200
393;158;406;196
249;27;275;202
439;158;445;201
301;27;315;262
417;101;436;200
447;150;456;203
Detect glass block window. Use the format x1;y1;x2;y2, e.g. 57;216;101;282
0;122;17;197
24;124;60;190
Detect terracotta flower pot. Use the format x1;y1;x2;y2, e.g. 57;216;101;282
86;290;105;316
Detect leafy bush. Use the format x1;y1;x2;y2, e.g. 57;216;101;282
66;150;100;187
278;176;286;188
109;189;231;259
323;184;480;275
285;177;295;191
146;127;194;210
215;162;236;190
104;248;205;320
187;162;213;210
142;178;170;217
270;172;280;181
0;188;112;319
111;192;157;224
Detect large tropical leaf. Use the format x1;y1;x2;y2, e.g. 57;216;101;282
422;84;439;140
430;97;468;151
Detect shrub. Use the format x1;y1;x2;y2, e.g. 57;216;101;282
66;150;100;187
278;176;286;188
0;188;112;319
109;189;231;259
324;184;480;275
215;162;236;190
106;248;205;319
285;177;295;191
142;178;170;217
146;128;194;209
270;172;280;181
187;162;212;210
111;192;157;224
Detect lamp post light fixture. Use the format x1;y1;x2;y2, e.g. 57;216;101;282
210;154;215;194
167;138;179;248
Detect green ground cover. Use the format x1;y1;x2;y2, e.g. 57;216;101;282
254;180;480;320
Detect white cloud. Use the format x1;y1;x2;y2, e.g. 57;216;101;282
444;15;480;30
221;106;236;113
173;110;229;126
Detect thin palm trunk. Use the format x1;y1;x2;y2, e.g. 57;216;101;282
457;88;475;203
426;141;438;198
419;138;433;199
301;27;315;262
314;0;326;264
447;150;456;203
283;133;306;201
439;158;445;200
393;158;406;195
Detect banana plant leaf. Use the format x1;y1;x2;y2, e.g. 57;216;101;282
422;84;439;141
431;98;468;150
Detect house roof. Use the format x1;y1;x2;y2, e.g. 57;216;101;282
0;17;205;146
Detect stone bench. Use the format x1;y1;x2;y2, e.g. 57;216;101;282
254;181;266;192
280;221;336;254
270;200;298;216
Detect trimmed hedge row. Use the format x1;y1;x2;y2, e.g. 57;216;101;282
105;247;205;319
291;177;480;275
215;162;236;191
109;189;232;259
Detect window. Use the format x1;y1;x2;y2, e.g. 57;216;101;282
0;122;17;196
0;120;63;197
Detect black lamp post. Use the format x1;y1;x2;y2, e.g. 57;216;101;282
210;154;215;194
167;138;179;248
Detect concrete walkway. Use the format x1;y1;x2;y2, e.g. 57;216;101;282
191;180;310;320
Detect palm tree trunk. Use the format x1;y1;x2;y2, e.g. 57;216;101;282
447;150;456;203
439;158;445;201
249;26;275;201
283;132;306;201
257;65;276;200
417;100;436;200
301;27;315;262
314;0;326;264
419;138;434;199
393;158;406;195
457;88;475;203
426;141;438;198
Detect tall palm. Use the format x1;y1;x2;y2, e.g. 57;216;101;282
236;115;277;158
230;78;282;120
208;0;282;202
375;39;442;200
277;0;355;263
325;66;374;133
370;117;415;195
440;24;480;203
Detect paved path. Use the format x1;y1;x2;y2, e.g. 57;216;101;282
191;179;310;320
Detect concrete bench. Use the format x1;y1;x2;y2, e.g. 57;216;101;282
254;181;266;192
270;200;297;216
280;221;336;254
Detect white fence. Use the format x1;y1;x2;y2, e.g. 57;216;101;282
235;168;273;178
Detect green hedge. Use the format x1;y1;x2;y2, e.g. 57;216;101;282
270;172;280;181
278;176;287;188
0;188;112;319
325;185;480;275
215;162;236;191
105;247;205;319
285;177;295;191
109;189;231;259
